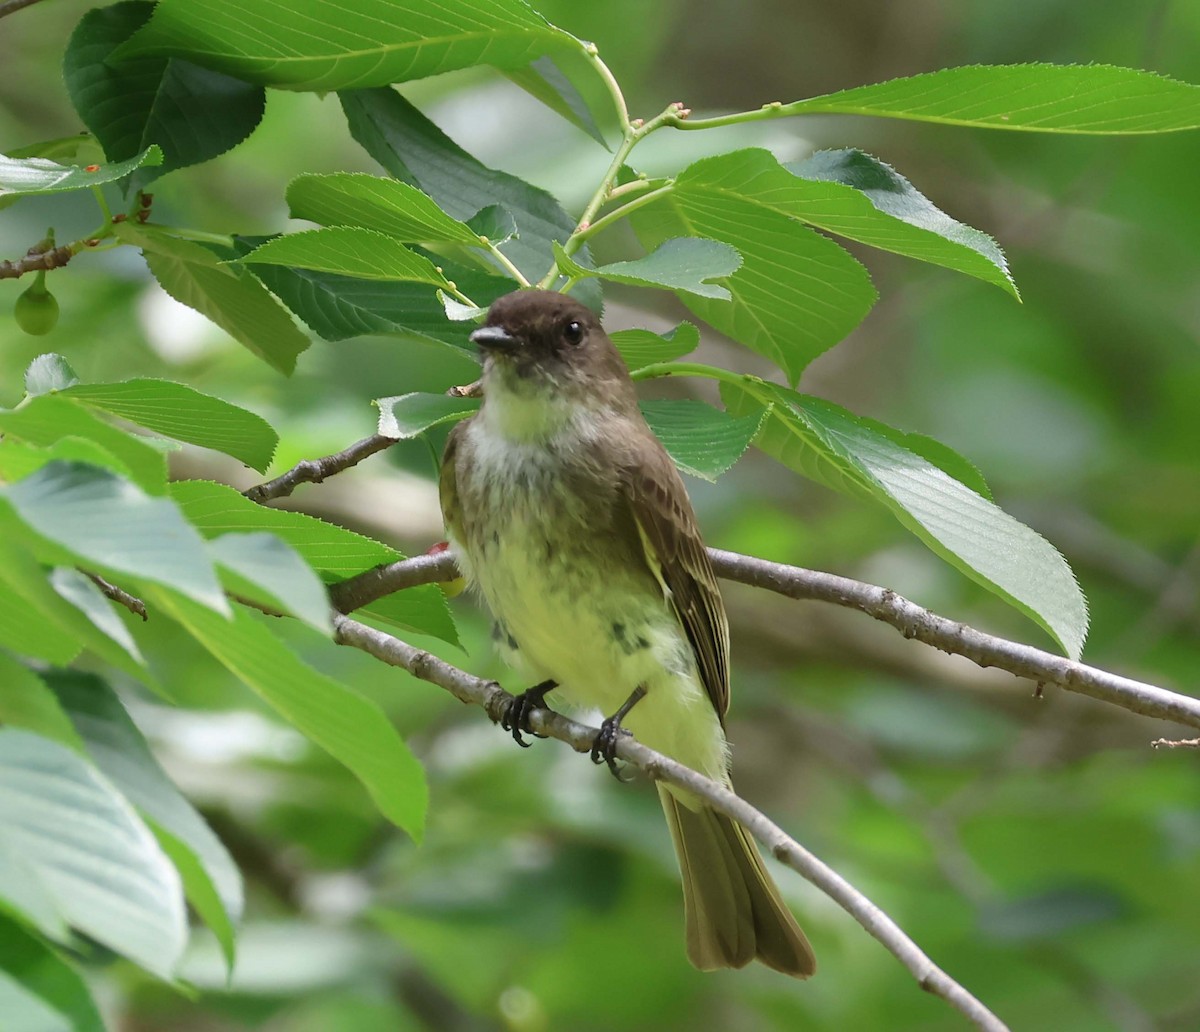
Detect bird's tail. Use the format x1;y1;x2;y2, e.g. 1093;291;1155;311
658;785;816;977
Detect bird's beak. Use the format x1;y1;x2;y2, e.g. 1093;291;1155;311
470;325;522;351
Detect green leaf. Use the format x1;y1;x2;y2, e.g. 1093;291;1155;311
47;671;243;968
116;0;580;92
341;88;601;306
0;653;85;753
376;394;480;439
63;1;264;185
0;729;187;978
640;400;765;482
467;204;518;247
610;322;699;371
24;354;79;397
782;64;1200;134
554;237;741;300
731;384;1087;657
287;173;481;245
158;595;428;839
0;145;162;198
632;183;876;384
0;914;105;1032
0;394;168;494
115;224;309;374
683;147;1017;297
237;236;512;349
2;461;227;614
504;53;610;146
0;437;141;491
0;564;82;668
169;480;458;644
0;531;147;682
239;228;450;286
59;379;278;472
211;532;333;634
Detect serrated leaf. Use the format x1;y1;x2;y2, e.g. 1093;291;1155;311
63;1;264;186
211;532;332;634
0;394;167;494
0;145;162;198
640;400;765;482
47;671;243;968
60;379;277;472
681;147;1016;296
376;394;480;439
158;594;427;839
554;237;741;300
115;224;309;374
2;461;227;614
632;184;876;383
610;322;700;371
731;383;1087;657
169;480;459;644
440;292;487;322
0;437;140;489
341;88;601;307
467;204;518;247
0;729;187;978
287;173;481;245
236;235;512;349
24;354;79;397
240;228;449;286
115;0;580;92
504;53;610;146
781;64;1200;134
0;915;105;1032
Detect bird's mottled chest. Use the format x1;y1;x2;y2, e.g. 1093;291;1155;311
449;416;675;703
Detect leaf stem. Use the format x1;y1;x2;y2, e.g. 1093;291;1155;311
482;241;530;287
573;184;674;244
141;223;236;248
664;102;794;132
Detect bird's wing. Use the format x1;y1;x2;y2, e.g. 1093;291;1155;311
620;449;730;722
439;420;466;543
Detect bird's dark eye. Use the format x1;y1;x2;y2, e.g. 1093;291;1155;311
563;319;584;346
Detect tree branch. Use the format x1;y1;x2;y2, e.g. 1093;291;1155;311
0;244;75;279
328;548;1200;732
85;571;147;621
244;434;396;503
331;612;1009;1032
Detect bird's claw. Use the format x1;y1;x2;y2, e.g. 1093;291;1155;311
501;679;556;747
590;717;632;780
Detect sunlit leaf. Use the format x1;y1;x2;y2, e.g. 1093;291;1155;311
240;228;449;286
0;145;161;197
554;237;741;300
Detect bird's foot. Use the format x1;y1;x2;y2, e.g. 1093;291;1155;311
590;685;647;781
501;679;557;747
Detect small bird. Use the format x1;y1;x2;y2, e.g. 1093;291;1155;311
439;289;815;977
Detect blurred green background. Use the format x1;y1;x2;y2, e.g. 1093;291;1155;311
3;1;1199;1029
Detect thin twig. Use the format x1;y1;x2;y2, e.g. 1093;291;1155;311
86;572;148;621
0;244;75;279
1150;737;1200;749
332;612;1009;1032
243;434;396;503
327;548;1200;731
0;0;45;18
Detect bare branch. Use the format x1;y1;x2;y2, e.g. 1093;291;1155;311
85;571;147;621
328;548;1200;731
244;434;396;503
0;244;75;279
1151;737;1200;749
332;612;1010;1031
0;0;46;19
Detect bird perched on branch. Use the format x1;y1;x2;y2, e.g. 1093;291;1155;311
440;288;815;977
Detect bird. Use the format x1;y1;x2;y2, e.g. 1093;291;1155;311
439;288;815;977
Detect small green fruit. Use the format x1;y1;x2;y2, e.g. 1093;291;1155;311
14;273;60;336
